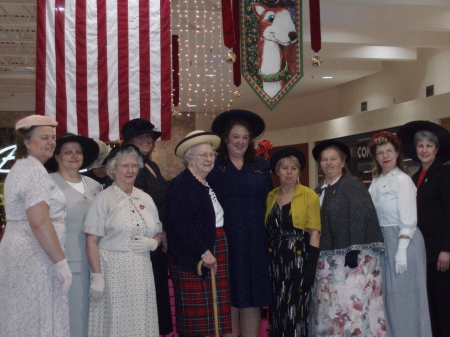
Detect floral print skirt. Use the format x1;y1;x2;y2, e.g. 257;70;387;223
311;250;386;337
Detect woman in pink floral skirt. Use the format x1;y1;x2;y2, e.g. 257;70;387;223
311;140;386;337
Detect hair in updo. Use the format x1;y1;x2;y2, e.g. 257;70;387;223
15;126;38;159
368;132;407;178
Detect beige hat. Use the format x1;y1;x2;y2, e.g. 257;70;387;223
91;140;112;168
15;115;58;130
175;130;220;158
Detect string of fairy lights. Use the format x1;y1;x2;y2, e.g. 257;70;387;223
172;0;235;118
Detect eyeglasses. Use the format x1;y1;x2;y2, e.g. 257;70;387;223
196;153;217;160
376;149;395;157
117;164;139;170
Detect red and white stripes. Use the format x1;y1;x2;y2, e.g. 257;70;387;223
36;0;172;141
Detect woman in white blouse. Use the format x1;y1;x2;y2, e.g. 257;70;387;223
368;131;431;337
83;144;162;337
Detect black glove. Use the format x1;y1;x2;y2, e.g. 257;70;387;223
344;250;360;269
302;245;320;290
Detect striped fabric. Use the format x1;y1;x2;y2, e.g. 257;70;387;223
169;228;232;336
35;0;171;141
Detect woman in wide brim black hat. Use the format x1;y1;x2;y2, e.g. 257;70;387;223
45;133;99;173
207;109;272;335
265;147;321;337
167;130;233;336
46;133;102;337
398;120;450;336
310;139;385;336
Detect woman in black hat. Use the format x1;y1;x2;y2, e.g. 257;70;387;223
208;110;272;337
46;133;102;337
311;140;385;337
398;121;450;337
121;118;173;335
83;143;162;337
265;147;321;337
167;130;232;337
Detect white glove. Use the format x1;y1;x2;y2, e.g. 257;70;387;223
395;238;410;275
130;236;158;253
55;259;72;296
90;273;105;301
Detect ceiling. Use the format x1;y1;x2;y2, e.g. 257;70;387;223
1;0;450;116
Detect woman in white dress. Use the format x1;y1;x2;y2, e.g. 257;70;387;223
45;133;102;337
83;143;162;337
0;115;72;337
368;131;432;337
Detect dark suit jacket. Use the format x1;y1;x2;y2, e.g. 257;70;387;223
167;168;217;274
413;159;450;263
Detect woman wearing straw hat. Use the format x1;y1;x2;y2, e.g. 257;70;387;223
265;147;321;337
368;131;431;337
82;140;113;188
208;110;272;337
167;130;232;337
398;121;450;337
0;115;72;337
45;133;102;337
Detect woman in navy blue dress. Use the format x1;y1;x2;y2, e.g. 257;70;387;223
208;110;272;337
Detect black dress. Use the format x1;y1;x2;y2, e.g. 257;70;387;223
267;202;311;337
134;157;173;335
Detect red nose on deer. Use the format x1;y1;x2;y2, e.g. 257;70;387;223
288;32;297;41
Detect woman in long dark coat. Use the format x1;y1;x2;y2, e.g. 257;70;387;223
398;121;450;337
208;110;272;337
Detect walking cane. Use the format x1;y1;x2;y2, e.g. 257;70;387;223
197;260;220;337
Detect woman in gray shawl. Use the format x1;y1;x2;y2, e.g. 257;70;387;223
311;140;385;337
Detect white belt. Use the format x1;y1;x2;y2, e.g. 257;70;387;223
379;223;398;227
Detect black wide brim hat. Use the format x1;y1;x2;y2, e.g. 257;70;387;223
397;120;450;163
211;109;265;139
270;147;307;174
122;118;162;143
45;133;100;173
102;143;142;166
312;139;351;163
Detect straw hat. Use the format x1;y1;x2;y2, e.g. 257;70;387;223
175;130;221;158
91;140;112;168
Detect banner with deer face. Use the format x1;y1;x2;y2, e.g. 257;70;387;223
241;0;302;110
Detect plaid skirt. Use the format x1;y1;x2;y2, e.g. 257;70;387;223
169;228;232;336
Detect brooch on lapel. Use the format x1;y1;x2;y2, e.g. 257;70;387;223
139;204;145;210
220;166;226;173
254;170;263;174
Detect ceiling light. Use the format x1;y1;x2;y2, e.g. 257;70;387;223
205;74;216;77
187;104;197;107
322;76;333;79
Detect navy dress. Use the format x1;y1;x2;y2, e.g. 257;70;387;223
207;155;272;308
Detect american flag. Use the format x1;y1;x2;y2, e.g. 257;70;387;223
35;0;172;141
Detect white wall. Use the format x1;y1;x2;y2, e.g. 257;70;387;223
197;47;450;132
337;48;450;115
